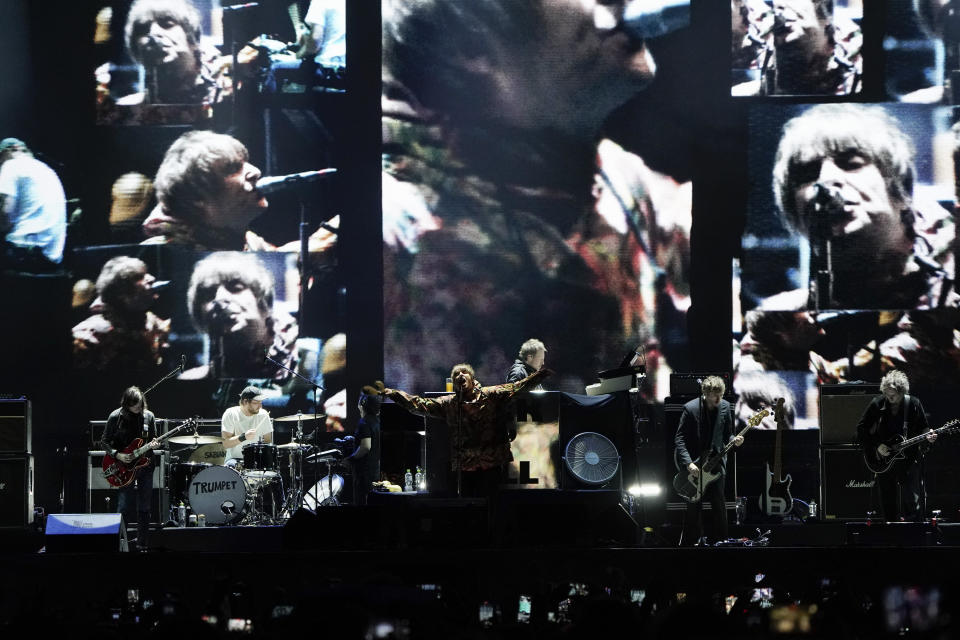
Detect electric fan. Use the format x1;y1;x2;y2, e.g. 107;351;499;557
563;431;620;486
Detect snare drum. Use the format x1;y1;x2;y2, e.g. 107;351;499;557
169;462;212;505
241;442;279;479
188;465;247;524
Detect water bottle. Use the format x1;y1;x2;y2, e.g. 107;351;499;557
808;500;817;520
177;501;186;527
414;466;423;492
404;469;413;492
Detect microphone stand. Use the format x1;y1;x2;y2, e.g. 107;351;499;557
142;359;184;397
456;387;463;498
139;359;183;525
264;353;324;426
808;185;837;310
264;352;325;508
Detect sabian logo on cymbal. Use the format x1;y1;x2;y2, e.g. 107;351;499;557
845;479;875;488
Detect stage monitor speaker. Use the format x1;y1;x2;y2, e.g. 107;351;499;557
0;398;31;453
821;446;875;520
820;384;878;445
0;455;33;527
45;513;128;552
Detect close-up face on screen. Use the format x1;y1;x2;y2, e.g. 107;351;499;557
381;0;692;399
94;0;346;125
736;101;960;425
731;0;863;97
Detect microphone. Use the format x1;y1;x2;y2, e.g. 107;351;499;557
255;168;337;196
812;183;845;221
150;280;170;291
222;2;259;11
221;501;236;515
623;0;690;40
180;354;185;373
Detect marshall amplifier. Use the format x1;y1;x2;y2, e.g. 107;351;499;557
669;372;732;399
821;446;876;520
0;397;31;454
820;384;879;445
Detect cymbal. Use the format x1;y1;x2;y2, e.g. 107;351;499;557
168;434;223;445
273;413;326;422
277;442;312;450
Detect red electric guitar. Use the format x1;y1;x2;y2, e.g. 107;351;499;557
101;418;196;488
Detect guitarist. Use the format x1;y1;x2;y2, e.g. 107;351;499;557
856;371;937;522
99;386;160;550
675;376;744;545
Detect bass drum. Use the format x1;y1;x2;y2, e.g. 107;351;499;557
169;462;212;506
188;465;248;524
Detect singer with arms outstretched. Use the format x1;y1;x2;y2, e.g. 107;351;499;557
366;364;550;497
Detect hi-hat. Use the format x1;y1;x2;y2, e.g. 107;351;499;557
277;442;313;450
273;413;326;422
168;434;223;445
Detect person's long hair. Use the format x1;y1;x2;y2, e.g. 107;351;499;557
120;386;148;414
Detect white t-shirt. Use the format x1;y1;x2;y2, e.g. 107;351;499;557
0;156;67;262
305;0;345;66
221;405;273;460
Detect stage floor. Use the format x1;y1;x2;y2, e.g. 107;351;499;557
4;510;960;637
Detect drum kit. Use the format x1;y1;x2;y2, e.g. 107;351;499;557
164;412;346;526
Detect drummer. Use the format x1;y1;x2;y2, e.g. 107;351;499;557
221;386;273;467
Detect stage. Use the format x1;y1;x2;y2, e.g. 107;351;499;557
4;504;960;638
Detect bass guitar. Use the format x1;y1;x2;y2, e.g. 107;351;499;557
863;419;959;474
759;398;792;517
673;407;769;503
102;418;196;488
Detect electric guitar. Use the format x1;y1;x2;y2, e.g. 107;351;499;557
673;407;768;503
863;419;959;474
102;418;196;488
759;398;793;516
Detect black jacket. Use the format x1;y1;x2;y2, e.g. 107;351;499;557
100;407;157;464
506;359;540;386
674;396;735;471
856;395;931;462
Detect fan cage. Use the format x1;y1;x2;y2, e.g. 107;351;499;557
563;431;620;485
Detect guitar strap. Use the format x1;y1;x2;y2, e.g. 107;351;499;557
902;394;910;437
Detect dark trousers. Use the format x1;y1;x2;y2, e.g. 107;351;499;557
877;460;923;522
683;472;728;544
117;465;154;530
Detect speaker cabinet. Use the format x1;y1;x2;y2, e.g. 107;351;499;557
45;513;128;552
559;392;634;490
87;451;166;523
0;398;31;454
0;455;33;527
821;446;875;520
820;384;878;445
